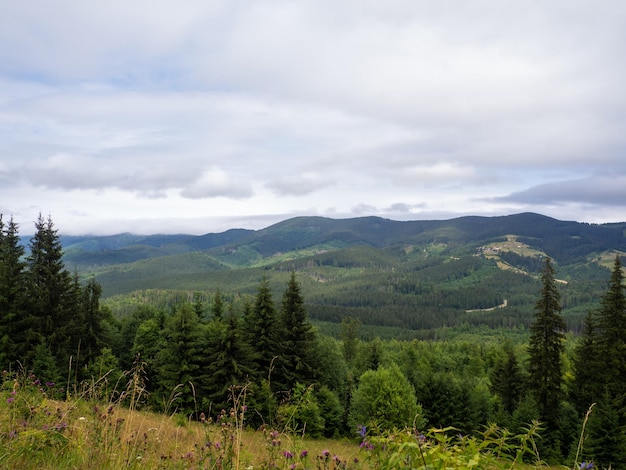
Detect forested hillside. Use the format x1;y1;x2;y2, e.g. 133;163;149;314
59;212;626;335
3;213;626;467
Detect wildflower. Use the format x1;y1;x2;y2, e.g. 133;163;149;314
300;450;308;458
321;449;330;457
579;463;594;470
283;450;294;459
360;441;374;451
45;382;55;387
6;397;14;404
357;424;367;438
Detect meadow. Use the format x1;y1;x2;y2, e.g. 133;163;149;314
0;367;591;469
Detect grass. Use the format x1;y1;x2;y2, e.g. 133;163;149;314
0;368;589;469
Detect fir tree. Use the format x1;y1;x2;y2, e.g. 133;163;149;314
205;308;257;411
155;303;208;416
571;311;601;414
211;289;225;322
25;214;76;370
490;341;525;416
583;391;626;468
276;271;317;391
79;278;112;372
594;256;626;401
248;277;280;384
527;257;566;431
0;215;26;367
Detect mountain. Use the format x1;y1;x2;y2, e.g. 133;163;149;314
62;213;626;334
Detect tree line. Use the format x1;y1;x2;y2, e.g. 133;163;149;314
2;214;626;467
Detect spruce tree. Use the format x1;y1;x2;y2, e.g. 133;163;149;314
571;311;601;414
527;257;566;432
276;271;317;392
594;256;626;401
211;289;225;322
155;303;208;416
248;277;280;383
205;309;257;411
79;278;112;372
490;341;525;416
0;215;27;367
26;214;76;370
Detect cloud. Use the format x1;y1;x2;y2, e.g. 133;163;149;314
181;167;253;199
2;1;626;233
266;172;335;196
490;174;626;207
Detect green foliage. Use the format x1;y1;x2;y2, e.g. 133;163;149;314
349;363;422;433
248;277;281;384
583;393;626;468
527;258;566;431
205;310;257;411
154;303;208;416
277;383;325;438
275;272;317;391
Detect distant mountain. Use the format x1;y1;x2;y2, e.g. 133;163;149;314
62;213;626;333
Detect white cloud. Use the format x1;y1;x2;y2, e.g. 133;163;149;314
181;167;253;199
2;0;626;233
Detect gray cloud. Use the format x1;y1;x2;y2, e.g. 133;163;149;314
490;174;626;207
2;1;626;233
266;173;335;196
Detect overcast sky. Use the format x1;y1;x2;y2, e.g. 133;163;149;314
2;1;626;235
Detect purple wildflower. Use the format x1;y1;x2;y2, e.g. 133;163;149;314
283;450;294;459
6;397;14;404
357;424;367;438
321;449;330;457
579;463;594;470
300;450;308;458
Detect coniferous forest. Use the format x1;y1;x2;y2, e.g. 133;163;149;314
2;213;626;468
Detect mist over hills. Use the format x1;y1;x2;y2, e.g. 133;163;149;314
59;212;626;334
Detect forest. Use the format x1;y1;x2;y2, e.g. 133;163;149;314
2;213;626;468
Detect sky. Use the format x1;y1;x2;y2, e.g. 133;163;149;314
2;1;626;235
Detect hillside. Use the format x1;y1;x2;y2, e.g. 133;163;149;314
62;213;626;333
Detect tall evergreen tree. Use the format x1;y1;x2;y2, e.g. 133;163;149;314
571;311;601;414
490;341;525;416
155;303;208;416
0;215;27;367
527;257;566;431
248;277;280;384
25;214;76;370
206;309;257;411
594;256;626;401
79;278;112;372
211;289;225;322
276;271;317;392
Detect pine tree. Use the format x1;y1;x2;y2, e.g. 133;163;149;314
0;215;27;367
25;214;76;370
571;311;602;414
583;391;626;468
211;289;225;322
155;303;208;416
527;257;566;431
248;277;280;384
490;341;525;416
594;256;626;401
79;278;112;372
205;309;257;411
275;272;317;392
